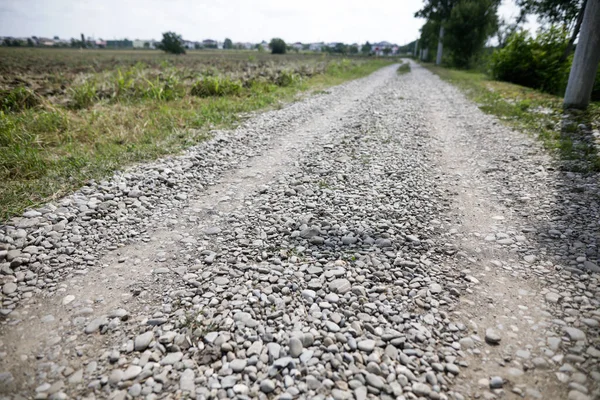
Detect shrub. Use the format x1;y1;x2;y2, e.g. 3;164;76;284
1;87;40;112
269;38;286;55
490;27;571;95
190;77;243;97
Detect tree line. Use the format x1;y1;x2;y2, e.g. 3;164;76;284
415;0;599;109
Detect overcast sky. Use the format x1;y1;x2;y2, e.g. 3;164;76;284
0;0;535;44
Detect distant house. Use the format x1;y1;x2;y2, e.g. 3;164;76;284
309;42;324;52
181;40;192;49
96;40;107;48
292;42;303;51
236;42;254;50
372;41;397;56
202;39;218;49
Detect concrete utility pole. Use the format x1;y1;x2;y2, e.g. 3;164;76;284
563;0;600;109
436;26;444;65
414;39;419;57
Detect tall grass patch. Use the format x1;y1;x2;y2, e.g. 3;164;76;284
0;51;394;220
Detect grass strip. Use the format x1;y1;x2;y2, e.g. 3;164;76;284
0;59;392;221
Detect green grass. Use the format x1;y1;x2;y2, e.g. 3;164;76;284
0;55;392;221
422;64;600;172
397;62;411;75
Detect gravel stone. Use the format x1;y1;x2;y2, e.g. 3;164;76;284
289;337;303;358
485;328;501;345
134;331;154;351
2;282;17;295
260;379;276;393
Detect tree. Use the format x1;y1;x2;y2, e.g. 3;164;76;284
516;0;586;60
563;0;600;109
27;38;34;47
224;38;233;49
496;17;519;48
418;19;441;62
334;43;348;54
157;31;186;55
349;44;359;54
361;41;372;54
444;0;500;68
415;0;460;64
382;47;392;56
269;38;286;54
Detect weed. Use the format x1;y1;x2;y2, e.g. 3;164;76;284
1;86;40;112
397;62;411;75
318;180;330;189
143;75;185;101
276;70;298;87
113;68;135;99
69;80;97;109
190;77;243;97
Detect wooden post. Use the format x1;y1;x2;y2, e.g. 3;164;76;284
563;0;600;109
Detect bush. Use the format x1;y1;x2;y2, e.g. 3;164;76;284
190;77;243;97
490;27;571;95
270;38;286;55
1;87;40;112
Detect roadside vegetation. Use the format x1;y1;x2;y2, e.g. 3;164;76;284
415;0;598;101
423;64;600;172
0;48;394;220
397;62;411;75
414;0;598;171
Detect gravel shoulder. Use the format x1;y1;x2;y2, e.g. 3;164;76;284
1;62;598;400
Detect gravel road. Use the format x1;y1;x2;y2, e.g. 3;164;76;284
1;61;599;400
